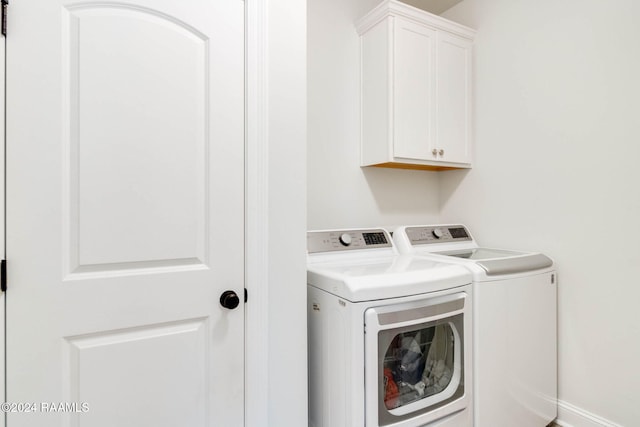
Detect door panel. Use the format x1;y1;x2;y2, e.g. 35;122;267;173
65;4;209;273
6;0;244;425
393;17;436;161
65;318;208;426
436;32;472;164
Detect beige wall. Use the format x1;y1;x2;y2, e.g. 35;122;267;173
442;1;640;425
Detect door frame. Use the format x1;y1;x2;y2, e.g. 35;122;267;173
245;1;308;425
245;1;269;425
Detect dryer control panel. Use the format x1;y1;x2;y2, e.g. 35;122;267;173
406;225;473;245
307;229;392;253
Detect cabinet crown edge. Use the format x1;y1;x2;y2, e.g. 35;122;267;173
356;0;476;39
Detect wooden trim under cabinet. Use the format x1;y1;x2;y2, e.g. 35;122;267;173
368;162;467;171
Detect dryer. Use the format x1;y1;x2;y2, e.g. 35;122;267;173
307;228;473;427
393;225;557;427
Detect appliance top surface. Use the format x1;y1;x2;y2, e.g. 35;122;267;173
434;247;525;260
395;224;554;278
307;228;472;302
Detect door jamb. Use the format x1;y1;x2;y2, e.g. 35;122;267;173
245;1;269;425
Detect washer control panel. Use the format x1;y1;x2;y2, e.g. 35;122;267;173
307;229;392;253
405;225;472;245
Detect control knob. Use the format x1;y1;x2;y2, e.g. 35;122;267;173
339;233;353;246
432;228;444;239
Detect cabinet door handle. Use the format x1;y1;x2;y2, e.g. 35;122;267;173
438;149;445;156
432;148;438;156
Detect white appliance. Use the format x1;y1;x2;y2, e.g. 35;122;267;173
307;228;474;427
393;225;557;427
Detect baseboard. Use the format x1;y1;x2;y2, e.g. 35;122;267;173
555;400;622;427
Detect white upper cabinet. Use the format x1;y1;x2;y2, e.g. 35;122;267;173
357;0;476;170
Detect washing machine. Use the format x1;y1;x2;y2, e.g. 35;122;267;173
307;228;473;427
393;225;557;427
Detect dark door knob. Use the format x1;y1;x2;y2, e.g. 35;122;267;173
220;290;240;310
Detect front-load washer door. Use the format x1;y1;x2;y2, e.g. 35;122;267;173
364;292;471;427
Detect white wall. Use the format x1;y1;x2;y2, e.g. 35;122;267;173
309;0;640;424
307;0;441;230
441;1;640;425
263;1;308;426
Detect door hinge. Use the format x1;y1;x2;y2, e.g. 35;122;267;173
1;259;6;292
244;288;248;303
1;0;7;38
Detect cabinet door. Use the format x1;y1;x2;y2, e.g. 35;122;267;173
393;17;436;161
437;32;473;164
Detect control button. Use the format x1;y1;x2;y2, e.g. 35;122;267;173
432;228;444;239
339;233;353;246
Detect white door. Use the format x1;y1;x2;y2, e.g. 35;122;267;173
6;0;245;425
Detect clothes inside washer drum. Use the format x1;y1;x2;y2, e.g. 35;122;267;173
398;332;425;385
421;324;454;395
